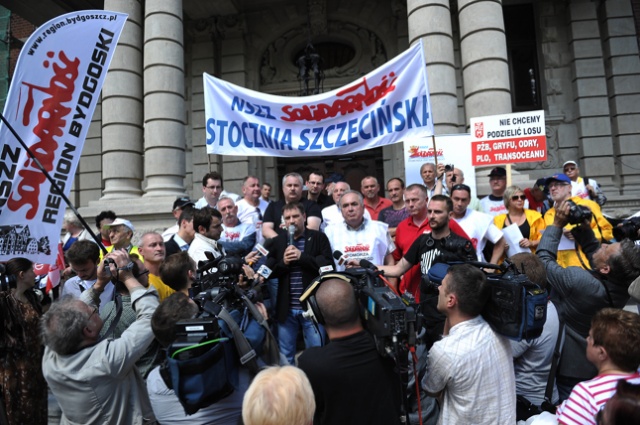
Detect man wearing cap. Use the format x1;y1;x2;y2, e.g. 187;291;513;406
543;173;613;268
480;167;510;217
162;196;195;241
524;178;552;215
102;218;141;259
563;160;606;206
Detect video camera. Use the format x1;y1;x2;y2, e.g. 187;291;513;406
613;216;640;242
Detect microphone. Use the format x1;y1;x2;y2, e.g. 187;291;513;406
288;224;295;246
253;264;272;286
332;250;348;266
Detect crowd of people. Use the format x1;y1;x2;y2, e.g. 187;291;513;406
1;161;640;425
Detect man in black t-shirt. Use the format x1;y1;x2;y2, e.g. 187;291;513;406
298;278;403;425
262;172;323;239
379;195;475;347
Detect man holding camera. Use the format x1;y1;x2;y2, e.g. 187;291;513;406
297;277;403;425
41;249;159;424
536;199;640;399
543;173;613;268
422;263;516;424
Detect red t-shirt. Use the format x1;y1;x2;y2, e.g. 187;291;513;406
393;217;470;300
364;197;393;220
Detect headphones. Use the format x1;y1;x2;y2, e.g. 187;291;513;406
300;272;359;326
0;264;17;292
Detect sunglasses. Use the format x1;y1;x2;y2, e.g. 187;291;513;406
511;195;527;201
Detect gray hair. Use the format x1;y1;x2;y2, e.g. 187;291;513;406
63;210;82;228
217;195;236;207
40;296;91;355
282;172;303;187
338;190;364;209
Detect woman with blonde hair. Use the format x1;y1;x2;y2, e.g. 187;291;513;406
494;185;546;253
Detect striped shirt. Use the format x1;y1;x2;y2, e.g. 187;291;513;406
289;236;306;310
557;372;640;425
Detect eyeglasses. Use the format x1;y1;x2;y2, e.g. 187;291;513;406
451;184;471;193
511;195;527;201
88;306;98;320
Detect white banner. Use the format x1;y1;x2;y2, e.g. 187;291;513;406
204;41;433;157
403;134;478;198
0;10;127;263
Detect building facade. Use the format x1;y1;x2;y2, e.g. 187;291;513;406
2;0;640;235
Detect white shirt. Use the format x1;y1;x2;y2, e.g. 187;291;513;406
453;208;503;261
324;218;394;271
571;177;599;200
188;233;224;266
321;204;371;231
236;198;269;246
423;316;516;425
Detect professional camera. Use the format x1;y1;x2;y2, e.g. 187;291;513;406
444;163;455;173
613;216;640;242
566;199;593;225
341;267;419;359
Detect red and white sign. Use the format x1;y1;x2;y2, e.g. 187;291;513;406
470;110;546;166
0;11;127;263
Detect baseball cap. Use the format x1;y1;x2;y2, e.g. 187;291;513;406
545;173;571;186
563;160;578;168
488;167;507;177
533;178;547;191
104;218;135;232
173;196;194;210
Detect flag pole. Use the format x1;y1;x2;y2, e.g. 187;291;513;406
0;112;107;255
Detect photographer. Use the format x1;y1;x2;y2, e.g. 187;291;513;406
536;200;640;400
41;249;159;424
543;173;613;268
297;277;403;425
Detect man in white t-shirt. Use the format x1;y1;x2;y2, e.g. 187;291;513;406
236;176;269;246
324;190;394;271
479;167;508;217
451;184;505;263
563;160;604;204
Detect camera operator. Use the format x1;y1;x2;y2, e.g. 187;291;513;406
422;264;516;424
536;200;640;400
40;249;159;424
297;277;403;425
543;173;613;268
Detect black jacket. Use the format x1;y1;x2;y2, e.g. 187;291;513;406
266;229;333;322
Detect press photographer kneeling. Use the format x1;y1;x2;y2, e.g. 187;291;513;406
536;200;640;400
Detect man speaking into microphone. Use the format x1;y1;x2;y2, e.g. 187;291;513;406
265;202;334;364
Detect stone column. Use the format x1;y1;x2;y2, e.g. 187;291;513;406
143;0;186;196
101;0;143;199
458;0;511;124
600;0;640;198
407;0;458;133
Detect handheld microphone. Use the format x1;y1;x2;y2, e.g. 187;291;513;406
288;225;295;246
332;250;348;266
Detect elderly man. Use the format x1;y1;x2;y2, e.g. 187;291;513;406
422;264;516;424
262;172;322;239
360;176;392;220
480;167;509;216
563;160;606;206
236;176;269;246
188;207;225;265
62;210;94;251
102;218;140;259
321;181;371;230
543;173;612;268
161;196;194;241
420;162;445;198
324;190;394;271
266;202;333;364
537;199;639;399
139;232;175;301
217;195;256;256
194;171;239;209
41;249;159;424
